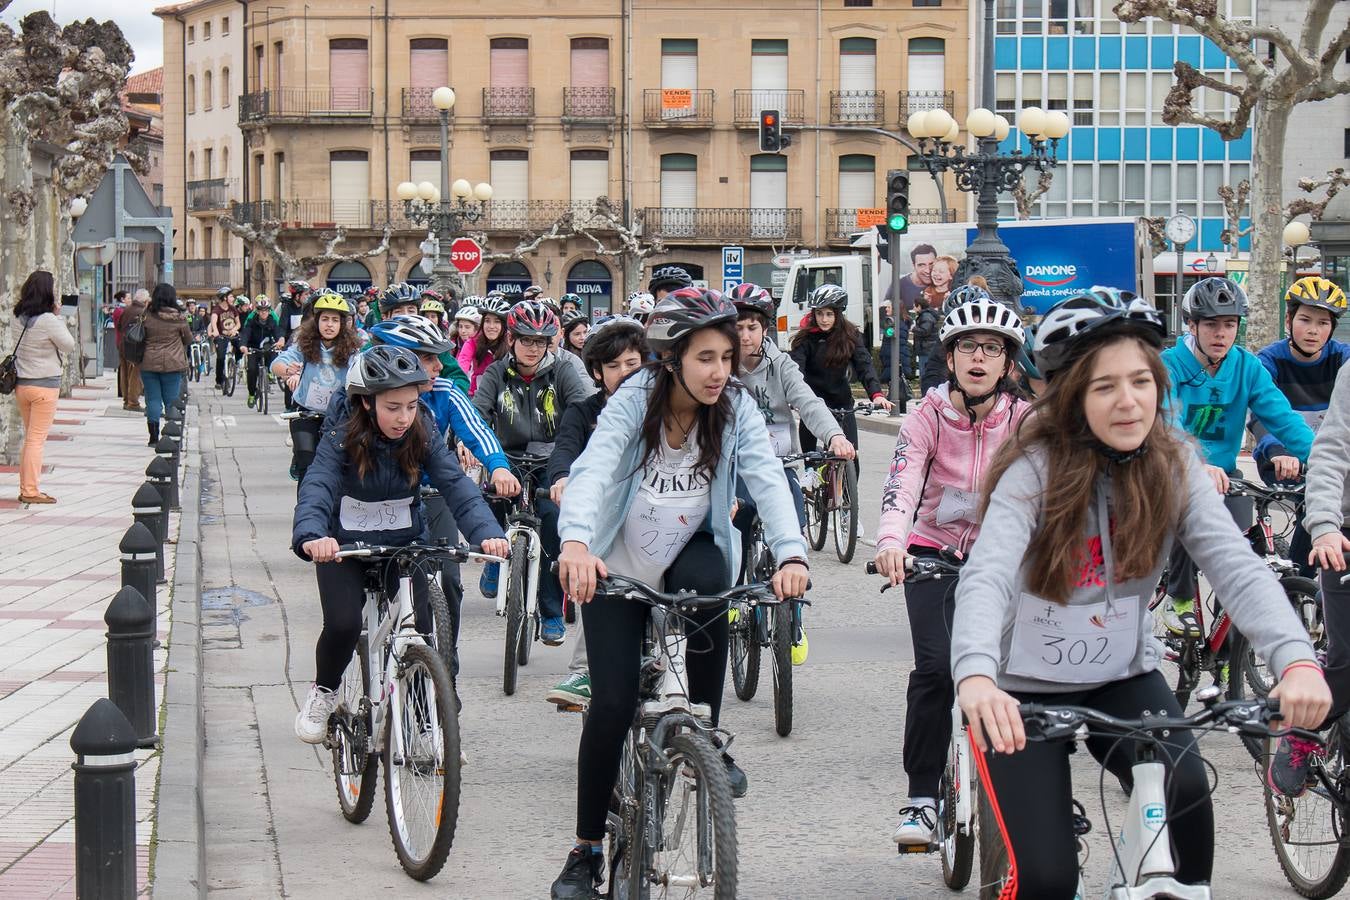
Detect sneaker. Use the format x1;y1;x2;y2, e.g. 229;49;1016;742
542;616;566;646
480;562;499;599
247;394;256;408
289;461;300;481
791;627;809;666
294;684;338;744
547;673;591;707
893;802;937;846
1160;597;1202;638
410;726;441;766
1268;734;1323;798
722;752;748;799
550;845;604;900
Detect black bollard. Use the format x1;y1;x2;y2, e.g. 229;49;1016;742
154;435;180;478
104;586;157;748
147;453;179;512
131;482;166;584
119;522;158;627
71;698;138;900
162;418;184;455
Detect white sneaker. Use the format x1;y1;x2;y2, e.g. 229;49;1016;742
892;802;937;846
295;684;338;744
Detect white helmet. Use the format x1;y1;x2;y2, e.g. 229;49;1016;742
453;305;482;325
938;297;1024;348
627;291;655;315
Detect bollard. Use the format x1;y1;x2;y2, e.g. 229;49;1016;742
70;698;138;900
119;522;158;629
162;418;185;455
104;586;157;748
147;452;179;512
154;435;180;478
132;482;166;585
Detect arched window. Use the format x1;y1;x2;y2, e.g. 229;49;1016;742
187;151;195;180
221;66;231;107
204;70;213;110
186;74;196;114
486;260;532;299
187;229;197;259
221;145;229;179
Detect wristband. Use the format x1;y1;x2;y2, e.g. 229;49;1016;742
1281;660;1324;679
778;556;810;572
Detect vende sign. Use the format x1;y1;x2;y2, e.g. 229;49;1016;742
449;237;483;275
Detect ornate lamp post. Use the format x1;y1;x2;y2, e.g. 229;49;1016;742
907;104;1069;310
395;87;493;298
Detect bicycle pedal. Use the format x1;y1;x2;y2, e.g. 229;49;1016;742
554;702;586;713
896;842;938;855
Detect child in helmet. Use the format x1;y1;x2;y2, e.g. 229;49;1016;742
457;293;511;394
240;294;284;407
451;300;481;359
419;290;449;333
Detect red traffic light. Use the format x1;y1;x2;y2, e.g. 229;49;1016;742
763;113;776;126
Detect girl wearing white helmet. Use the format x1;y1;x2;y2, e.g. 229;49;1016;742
451;302;481;359
874;293;1032;849
626;290;655;322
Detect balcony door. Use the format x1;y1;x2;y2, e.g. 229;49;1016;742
659;153;697;237
329;150;369;226
839;38;878;121
750;154;788;240
570;38;609;116
330;39;369;111
906;37;946;103
750;39;788;117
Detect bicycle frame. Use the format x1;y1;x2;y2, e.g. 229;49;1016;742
497;515;542;618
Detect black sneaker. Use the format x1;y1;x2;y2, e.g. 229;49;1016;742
1267;734;1323;798
550;846;604;899
722;752;748;799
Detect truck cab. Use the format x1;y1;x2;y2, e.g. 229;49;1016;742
778;249;879;349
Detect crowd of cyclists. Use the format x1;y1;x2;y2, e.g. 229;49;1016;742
195;253;1350;897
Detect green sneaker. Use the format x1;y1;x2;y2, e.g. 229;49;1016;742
547;673;590;708
1160;596;1202;638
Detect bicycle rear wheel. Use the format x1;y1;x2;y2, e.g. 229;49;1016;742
383;642;461;881
258;369;270;414
1244;575;1321;699
805;481;828;551
729;603;760;702
1265;720;1350;899
223;356;237;397
502;535;527;696
832;462;859;564
771;605;793;737
640;732;738;899
938;757;975;889
333;635;378;823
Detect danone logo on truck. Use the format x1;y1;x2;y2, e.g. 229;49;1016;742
1023;264;1078;287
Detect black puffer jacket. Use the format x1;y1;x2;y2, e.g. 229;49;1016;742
788;328;884;409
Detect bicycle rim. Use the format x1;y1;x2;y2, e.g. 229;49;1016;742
806;482;828;551
647;732;737;899
514;536;533;667
332;636;378;823
1265;723;1350;898
729;603;759;702
502;536;526;695
832;463;859;564
939;764;975;889
383;643;460;881
771;605;793;737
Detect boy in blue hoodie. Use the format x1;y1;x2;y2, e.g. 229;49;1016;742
1159;276;1315;636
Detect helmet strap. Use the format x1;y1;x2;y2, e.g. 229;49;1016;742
1085;436;1149;466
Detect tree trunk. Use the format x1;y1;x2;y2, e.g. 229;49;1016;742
0;110;33;464
1244;99;1292;350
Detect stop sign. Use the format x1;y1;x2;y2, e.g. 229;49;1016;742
449;237;483;275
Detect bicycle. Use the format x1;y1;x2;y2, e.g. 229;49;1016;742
593;572;784;899
326;540;504;881
188;337;210;382
413;485;465;679
217;338;239;397
247;347;278;415
798;437;858;563
485;452;550;696
866;552;974;888
977;686;1293;900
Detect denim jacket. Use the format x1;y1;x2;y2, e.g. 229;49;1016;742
557;369;809;583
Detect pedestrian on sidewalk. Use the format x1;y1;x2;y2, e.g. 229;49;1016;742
139;283;192;446
11;269;75;504
113;289;146;410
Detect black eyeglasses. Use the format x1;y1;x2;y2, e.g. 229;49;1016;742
954;338;1006;358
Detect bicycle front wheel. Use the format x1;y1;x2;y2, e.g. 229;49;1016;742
832;462;859;564
977;785;1012;900
223;357;237;396
333;635;378;823
383;642;461;881
938;759;975;889
729;602;760;702
1265;720;1350;899
641;732;738;899
806;481;828;551
1245;576;1321;699
426;578;456;680
502;534;527;695
771;605;793;737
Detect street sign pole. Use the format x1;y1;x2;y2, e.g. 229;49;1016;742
889;226;905;416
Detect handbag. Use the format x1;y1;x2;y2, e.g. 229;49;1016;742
123;314;147;364
0;319;33;395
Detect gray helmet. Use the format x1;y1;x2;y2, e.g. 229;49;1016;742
808;284;849;310
480;294;513;319
645;287;737;354
369;314;452;355
1181;276;1248;321
347;345;429;396
649;265;693;294
1032;287;1165;379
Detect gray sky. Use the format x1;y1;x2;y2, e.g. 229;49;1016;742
1;0;163;74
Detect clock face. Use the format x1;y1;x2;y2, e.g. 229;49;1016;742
1166;215;1195;244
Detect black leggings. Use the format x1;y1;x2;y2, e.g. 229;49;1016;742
799;408;860;474
313;559;430;690
1319;529;1350;727
975;670;1212;898
902;547;957;799
574;531;730;841
289;416;322;491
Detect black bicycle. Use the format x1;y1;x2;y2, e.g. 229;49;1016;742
484;453;550;696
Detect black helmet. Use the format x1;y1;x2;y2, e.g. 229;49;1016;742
347;345;430;396
649;265;693;294
506;299;560;338
808;284;848;310
646;287;738;354
1032;287;1165;379
560;310;589;333
379;282;421;313
727;282;776;322
1181;276;1248;321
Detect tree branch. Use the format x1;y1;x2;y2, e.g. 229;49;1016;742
1161;62;1257;138
1114;0;1271;83
1288;167;1350;221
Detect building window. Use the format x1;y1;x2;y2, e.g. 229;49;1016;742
913;0;941;6
489;149;529;205
1345;128;1350;158
844;0;873;6
203;70;213;110
1099;73;1120;126
222;16;229;35
1073;74;1093;126
570;150;609;208
661;39;698;90
187;25;194;43
204;147;213;178
204;20;211;40
203;226;214;257
1073;0;1095;34
490;37;529;89
409;149;440;189
329;150;370;227
330;39;369;111
570;37;610;113
838;154;876;209
996;0;1016;34
221;67;230;108
222;145;229;179
750;154;789;239
253;44;264;91
410;38;450;99
187;151;195;180
995;73;1016;125
1098;164;1119;216
186;74;195;114
907;38;946;94
1046;72;1068;113
659;154;697;236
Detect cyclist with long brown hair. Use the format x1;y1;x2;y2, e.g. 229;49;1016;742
457;293;510;394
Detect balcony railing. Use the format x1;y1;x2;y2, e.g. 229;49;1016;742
825;207;957;242
238;88;374;124
174;258;244;290
899;90;956;120
733;89;805;126
641;207;802;243
235;199;618;233
401;87;456;122
232;200;385;230
642;89;715;127
829;90;886;125
563;86;616;120
483;86;535;121
186;178;236;212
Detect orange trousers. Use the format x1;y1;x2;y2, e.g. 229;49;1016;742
15;384;58;497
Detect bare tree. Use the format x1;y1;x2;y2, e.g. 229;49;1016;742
1288;167;1350;221
1114;0;1350;347
1011;169;1055;221
218;211;394;286
1217;179;1254;255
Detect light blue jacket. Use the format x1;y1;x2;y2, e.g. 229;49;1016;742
557;369;809;583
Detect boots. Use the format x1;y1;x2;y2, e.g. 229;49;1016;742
147;420;160;446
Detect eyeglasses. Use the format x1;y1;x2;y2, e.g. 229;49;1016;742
954;338;1006;358
515;336;549;349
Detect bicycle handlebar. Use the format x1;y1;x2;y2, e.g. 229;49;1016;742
1227;477;1305;504
591;570;804;610
779;450;840;466
1016;694;1314;744
335;541;507;566
280;410;325;421
866;549;965;592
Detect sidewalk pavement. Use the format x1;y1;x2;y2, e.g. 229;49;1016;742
0;374;184;898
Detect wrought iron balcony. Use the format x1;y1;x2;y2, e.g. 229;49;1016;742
641;207;802;244
174;258;244;289
401;87;456;123
733;90;805;127
186;178;236;213
899;90;956;120
642;89;715;127
231;200;383;230
482;86;535;122
563;86;616;121
825;207;957;242
238;88;374;125
829;90;886;126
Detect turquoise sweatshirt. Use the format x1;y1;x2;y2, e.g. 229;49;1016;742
1161;334;1314;472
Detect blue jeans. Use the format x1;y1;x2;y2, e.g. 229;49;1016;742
141;370;182;424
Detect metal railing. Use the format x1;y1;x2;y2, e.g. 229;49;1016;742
231;200;383;229
829;90;886;125
640;207;802;243
642;89;715;126
186;178;236;212
482;86;535;121
401;87;455;122
899;90;956;120
238;88;374;124
733;89;805;126
173;258;244;289
825;207;956;241
234;198;618;233
563;86;616;120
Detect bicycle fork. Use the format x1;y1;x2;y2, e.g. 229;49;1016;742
495;523;542;619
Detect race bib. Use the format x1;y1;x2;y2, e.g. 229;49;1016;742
766;422;793;457
934;486;981;527
305;382;334;413
290;314;303;330
1006;595;1139;683
339;495;414;532
623;501;706;568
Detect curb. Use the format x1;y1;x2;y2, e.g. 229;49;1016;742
151;399;206;900
855;412;904;437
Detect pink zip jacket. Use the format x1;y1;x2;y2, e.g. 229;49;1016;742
456;335;495;395
877;384;1031;556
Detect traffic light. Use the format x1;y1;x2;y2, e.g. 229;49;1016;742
873;223;890;257
887;169;911;234
759;109;782;153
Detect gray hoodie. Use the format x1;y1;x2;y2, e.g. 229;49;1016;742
952;438;1315;694
739;339;843;456
1303;361;1350;542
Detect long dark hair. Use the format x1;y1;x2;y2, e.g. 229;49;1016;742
474;312;509;369
343;393;429;487
149;283;180;316
638;320;740;477
14;270;55;319
790;309;860;368
296;312;362;367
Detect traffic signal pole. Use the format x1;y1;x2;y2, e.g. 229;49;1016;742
888;228;905;416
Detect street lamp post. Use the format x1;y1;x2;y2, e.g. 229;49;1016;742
395;87;493;298
907;105;1068;310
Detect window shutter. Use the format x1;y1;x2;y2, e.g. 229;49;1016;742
409;38;448;91
570;38;609;87
329;151;369;226
837;155;875;209
906;38;946;93
489;150;529;204
329;39;369;110
750;155;788;239
570;150;609;207
409;150;439;191
661;39;698;89
751;39;789;115
491;38;528;87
